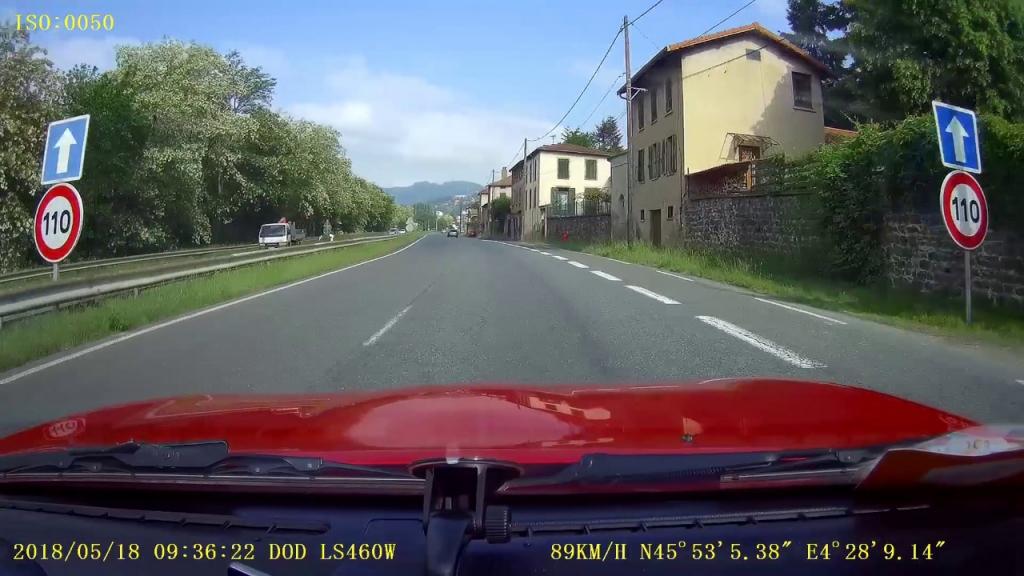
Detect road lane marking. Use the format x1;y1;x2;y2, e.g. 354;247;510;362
1017;380;1024;385
656;269;695;282
539;251;552;255
363;305;412;346
568;261;589;269
696;316;825;369
0;235;427;387
591;271;621;281
551;255;568;261
754;297;847;325
626;285;679;304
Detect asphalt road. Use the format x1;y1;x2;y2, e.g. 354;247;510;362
1;232;1023;437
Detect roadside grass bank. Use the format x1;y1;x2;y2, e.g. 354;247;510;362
0;233;421;373
548;240;1024;348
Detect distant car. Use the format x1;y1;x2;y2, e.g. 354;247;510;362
447;229;459;238
399;229;407;235
389;228;398;236
467;230;477;238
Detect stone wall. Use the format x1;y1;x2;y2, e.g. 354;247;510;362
681;192;821;254
883;213;1024;305
546;214;610;243
680;191;1024;305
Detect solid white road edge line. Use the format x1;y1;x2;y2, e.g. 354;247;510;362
655;269;695;282
754;297;847;325
626;285;679;304
363;305;413;346
696;315;826;369
0;235;427;387
567;261;589;269
591;271;621;282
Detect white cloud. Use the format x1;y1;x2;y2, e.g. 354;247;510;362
289;56;556;188
39;35;142;71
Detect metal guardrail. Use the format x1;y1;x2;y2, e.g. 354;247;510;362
0;232;381;285
0;235;400;328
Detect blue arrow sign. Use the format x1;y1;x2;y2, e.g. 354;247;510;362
40;114;91;186
932;101;981;174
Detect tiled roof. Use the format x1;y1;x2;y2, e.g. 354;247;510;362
527;143;612;160
619;22;831;95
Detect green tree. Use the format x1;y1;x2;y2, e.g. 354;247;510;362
560;127;596;148
0;24;61;272
490;195;511;231
846;0;1024;121
591;116;624;154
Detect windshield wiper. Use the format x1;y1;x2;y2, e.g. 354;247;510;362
503;445;904;490
0;441;416;480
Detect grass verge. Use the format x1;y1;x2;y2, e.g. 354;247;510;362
550;240;1024;348
0;233;421;373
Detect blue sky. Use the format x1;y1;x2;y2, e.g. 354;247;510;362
3;0;790;188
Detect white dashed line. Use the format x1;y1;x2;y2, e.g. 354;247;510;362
567;261;589;269
754;297;847;325
626;285;679;304
656;269;695;282
696;316;826;369
0;235;428;387
539;251;552;255
591;271;621;281
551;255;568;260
1017;380;1024;385
363;305;412;346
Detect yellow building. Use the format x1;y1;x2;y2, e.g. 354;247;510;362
617;23;831;245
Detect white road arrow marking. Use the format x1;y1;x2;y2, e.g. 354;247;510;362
945;116;969;163
54;128;77;174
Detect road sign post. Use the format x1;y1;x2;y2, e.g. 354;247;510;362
34;183;85;278
939;170;988;326
40;114;90;186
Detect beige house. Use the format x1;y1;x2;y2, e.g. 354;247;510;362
617;22;830;245
609;152;629;240
479;168;512;235
519;143;612;241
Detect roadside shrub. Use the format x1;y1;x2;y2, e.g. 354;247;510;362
803;113;1024;284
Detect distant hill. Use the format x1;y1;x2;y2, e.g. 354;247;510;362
384;181;483;206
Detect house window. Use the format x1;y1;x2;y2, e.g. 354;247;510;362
667;205;674;220
637;148;645;183
738;145;761;162
636;96;645;131
792;72;813;109
647;144;655;180
650;87;658;123
585;159;598;180
664;77;673;114
746;49;761;61
640;209;645;222
557;158;570;179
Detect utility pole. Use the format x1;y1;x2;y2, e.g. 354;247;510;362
521;137;527;240
623;15;634;245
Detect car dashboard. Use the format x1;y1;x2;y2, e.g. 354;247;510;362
0;460;1019;576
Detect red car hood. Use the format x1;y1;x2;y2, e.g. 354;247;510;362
0;378;977;466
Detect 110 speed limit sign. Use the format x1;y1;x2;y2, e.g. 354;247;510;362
34;183;84;263
940;170;988;251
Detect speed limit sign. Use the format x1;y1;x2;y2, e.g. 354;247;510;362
34;183;84;263
940;170;988;251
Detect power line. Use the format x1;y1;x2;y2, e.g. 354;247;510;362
630;22;661;51
630;0;666;25
505;24;624;166
696;0;758;38
576;72;624;130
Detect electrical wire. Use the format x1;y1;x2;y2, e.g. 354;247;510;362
630;22;661;51
630;0;666;24
576;72;624;131
505;25;624;167
695;0;758;38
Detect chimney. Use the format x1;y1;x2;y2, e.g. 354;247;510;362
501;167;508;180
